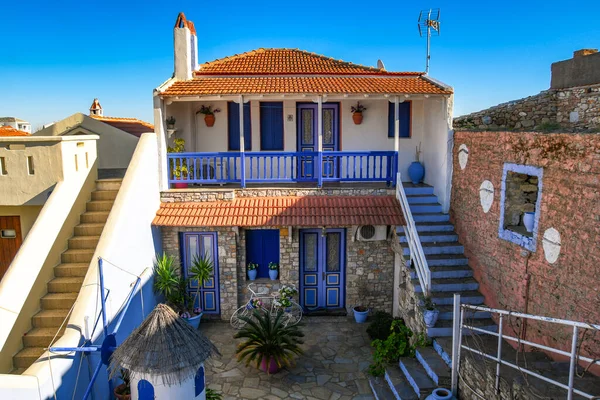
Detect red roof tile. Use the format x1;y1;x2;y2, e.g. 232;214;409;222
0;126;30;137
90;115;154;138
153;196;404;227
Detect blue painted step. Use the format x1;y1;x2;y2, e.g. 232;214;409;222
409;204;443;213
431;291;484;306
403;184;434;195
397;223;454;233
369;377;398;400
399;231;459;243
436;304;492;320
402;242;464;256
415;347;451;387
426;254;469;267
399;357;436;397
427;318;498;337
433;338;453;368
406;194;438;204
413;278;480;293
410;266;473;280
413;213;450;223
384;367;419;400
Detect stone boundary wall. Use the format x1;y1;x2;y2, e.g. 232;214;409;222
454;84;600;132
451;131;600;367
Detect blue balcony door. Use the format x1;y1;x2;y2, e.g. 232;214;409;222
181;232;220;315
299;229;345;311
297;103;339;180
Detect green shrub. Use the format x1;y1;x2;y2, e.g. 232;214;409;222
366;311;405;341
368;320;413;377
206;388;223;400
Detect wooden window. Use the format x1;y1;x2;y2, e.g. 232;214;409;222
260;102;284;150
227;102;252;151
387;102;411;138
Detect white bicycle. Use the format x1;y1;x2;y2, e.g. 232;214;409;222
230;283;303;329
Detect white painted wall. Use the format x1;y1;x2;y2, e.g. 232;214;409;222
130;366;205;400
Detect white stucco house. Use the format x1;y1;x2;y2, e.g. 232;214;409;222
0;117;31;134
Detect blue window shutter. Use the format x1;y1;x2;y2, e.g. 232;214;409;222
246;230;280;279
260;102;284;150
388;102;411;138
227;102;251;150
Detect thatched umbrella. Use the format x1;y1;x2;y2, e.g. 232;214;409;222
110;303;219;399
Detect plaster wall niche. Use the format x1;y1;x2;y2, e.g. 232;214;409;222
458;144;469;170
479;180;494;213
543;227;561;264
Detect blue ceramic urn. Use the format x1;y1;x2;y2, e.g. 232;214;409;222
408;161;425;184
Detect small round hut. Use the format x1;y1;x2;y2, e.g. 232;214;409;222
110;303;218;400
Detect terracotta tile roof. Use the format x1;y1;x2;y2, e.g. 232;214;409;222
153;196;404;227
90;115;154;138
0;126;30;136
196;48;420;76
162;76;451;96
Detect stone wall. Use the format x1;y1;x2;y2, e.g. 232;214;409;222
453;84;600;132
451;131;600;365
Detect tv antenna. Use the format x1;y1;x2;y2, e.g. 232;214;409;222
418;8;441;74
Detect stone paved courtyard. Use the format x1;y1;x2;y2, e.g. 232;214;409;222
201;316;375;400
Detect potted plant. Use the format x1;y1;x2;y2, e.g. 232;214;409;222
114;368;131;400
408;142;425;184
166;116;176;130
353;281;370;323
152;252;190;318
234;309;304;374
268;262;279;280
350;102;367;125
422;297;439;328
198;105;221;127
247;262;258;280
274;284;297;311
167;138;189;188
184;252;213;329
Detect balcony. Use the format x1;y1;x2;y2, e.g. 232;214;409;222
167;151;398;188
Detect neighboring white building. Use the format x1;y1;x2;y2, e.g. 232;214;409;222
0;117;31;133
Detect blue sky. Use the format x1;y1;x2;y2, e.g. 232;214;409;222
1;0;598;129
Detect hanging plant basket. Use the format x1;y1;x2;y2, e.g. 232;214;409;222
352;112;363;125
204;114;216;127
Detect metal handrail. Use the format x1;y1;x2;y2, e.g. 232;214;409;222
451;294;600;400
395;173;431;296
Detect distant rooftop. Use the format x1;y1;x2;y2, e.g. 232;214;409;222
0;126;30;137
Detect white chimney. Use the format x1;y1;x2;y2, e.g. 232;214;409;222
174;12;198;81
89;98;103;116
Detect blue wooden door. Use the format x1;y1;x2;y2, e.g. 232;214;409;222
182;232;220;314
246;230;280;279
138;380;154;400
297;104;339;180
299;229;345;311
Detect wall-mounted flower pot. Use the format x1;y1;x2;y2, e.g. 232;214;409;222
204;114;215;127
248;269;257;280
269;270;279;280
166;123;175;130
423;309;440;328
352;112;363;125
408;161;425;184
353;306;369;323
523;212;535;233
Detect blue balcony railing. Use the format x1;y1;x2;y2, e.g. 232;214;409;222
167;151;397;187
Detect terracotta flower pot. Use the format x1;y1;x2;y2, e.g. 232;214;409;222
114;383;131;400
173;182;188;189
260;357;281;374
204;114;215;127
352;112;363;125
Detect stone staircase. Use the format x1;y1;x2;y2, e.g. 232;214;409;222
11;179;121;373
397;183;497;337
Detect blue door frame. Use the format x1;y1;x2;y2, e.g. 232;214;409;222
297;103;340;181
181;232;220;314
299;228;345;311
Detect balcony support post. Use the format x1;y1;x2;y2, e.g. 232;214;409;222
394;95;400;176
239;95;246;188
317;95;323;187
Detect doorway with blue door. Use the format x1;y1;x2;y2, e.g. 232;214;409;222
181;232;220;315
297;103;340;181
299;228;346;313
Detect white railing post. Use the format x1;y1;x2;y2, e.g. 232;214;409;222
451;293;461;396
495;314;504;393
567;325;578;400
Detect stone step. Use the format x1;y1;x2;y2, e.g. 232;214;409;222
406;195;439;205
80;211;110;224
86;200;114;212
47;277;84;293
41;292;77;310
95;179;122;191
413;278;479;293
398;223;455;233
62;248;95;264
436;304;491;320
399;231;459;243
398;357;436;397
384;366;419;400
9;368;27;375
415;347;452;387
23;327;65;347
13;347;45;369
410;266;473;280
402;184;434;196
68;235;100;249
432;338;453;368
32;309;70;328
74;223;105;236
369;377;399;400
412;213;450;223
402;242;464;256
91;190;119;201
426;254;469;267
430;290;484;306
409;204;443;214
54;263;89;277
427;318;498;337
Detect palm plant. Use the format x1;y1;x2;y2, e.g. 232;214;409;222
153;253;188;313
234;309;304;374
189;252;214;313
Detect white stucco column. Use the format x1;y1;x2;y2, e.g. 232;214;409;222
317;95;323;187
394;96;400;175
153;94;169;191
239;95;246;187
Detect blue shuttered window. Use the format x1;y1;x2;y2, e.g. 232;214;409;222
246;230;280;279
260;102;284;150
387;102;411;138
228;102;252;150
